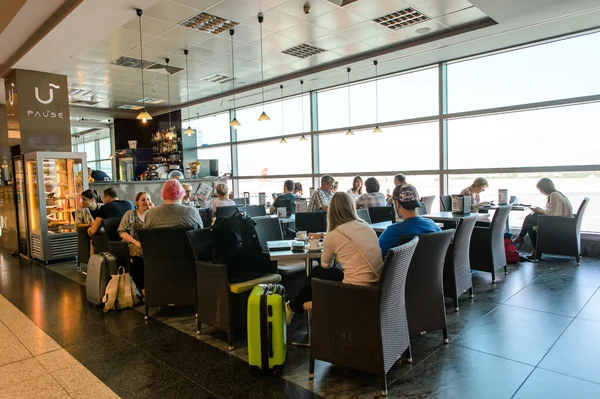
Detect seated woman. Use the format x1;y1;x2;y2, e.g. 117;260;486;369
118;192;153;290
211;182;236;214
285;192;383;324
356;177;387;209
514;178;573;260
181;183;193;206
74;189;102;228
293;182;303;197
460;177;489;209
346;175;363;201
145;179;203;229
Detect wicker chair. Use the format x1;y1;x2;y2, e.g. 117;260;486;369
215;205;239;218
239;205;267;217
187;228;281;350
309;237;419;396
76;227;91;272
137;227;198;320
107;241;129;271
440;195;452;212
356;209;372;224
295;212;327;233
536;197;589;264
402;230;455;342
421;195;436;214
443;215;478;310
368;206;394;223
469;205;511;282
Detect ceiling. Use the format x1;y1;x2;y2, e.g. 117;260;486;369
4;0;600;121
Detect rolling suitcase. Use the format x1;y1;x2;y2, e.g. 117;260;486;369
247;284;286;375
86;252;117;306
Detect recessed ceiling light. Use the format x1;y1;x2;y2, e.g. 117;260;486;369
237;81;247;86
181;12;239;35
373;8;430;31
415;27;432;34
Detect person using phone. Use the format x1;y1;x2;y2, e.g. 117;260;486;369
513;178;573;260
460;177;489;210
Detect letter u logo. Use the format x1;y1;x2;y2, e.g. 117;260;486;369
8;83;14;105
35;83;60;104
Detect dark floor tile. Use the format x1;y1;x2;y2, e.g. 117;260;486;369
232;377;322;399
146;379;217;399
387;344;533;398
514;368;600;398
578;290;600;323
112;317;179;345
161;343;232;376
538;263;600;287
540;318;600;384
65;334;136;365
192;358;262;397
136;330;209;361
452;304;572;365
83;346;155;381
505;278;597;317
38;315;110;347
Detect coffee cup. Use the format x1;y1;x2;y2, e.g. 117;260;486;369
308;239;322;251
296;231;307;241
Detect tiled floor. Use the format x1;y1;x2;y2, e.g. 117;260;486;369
2;249;600;398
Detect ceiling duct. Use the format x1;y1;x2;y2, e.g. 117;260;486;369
373;8;430;31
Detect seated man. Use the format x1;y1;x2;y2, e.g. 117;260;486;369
270;179;297;215
308;175;335;212
379;184;441;257
145;179;203;229
87;188;134;237
88;167;111;182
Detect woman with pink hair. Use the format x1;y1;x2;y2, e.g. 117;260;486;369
144;179;203;229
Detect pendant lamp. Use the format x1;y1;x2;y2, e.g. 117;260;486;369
164;58;177;140
279;85;286;143
372;60;382;133
299;79;307;142
345;67;353;135
257;13;270;121
229;29;241;128
135;9;152;123
183;49;195;137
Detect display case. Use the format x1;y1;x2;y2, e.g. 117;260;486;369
24;152;87;262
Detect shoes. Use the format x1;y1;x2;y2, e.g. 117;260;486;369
285;302;294;325
513;236;524;245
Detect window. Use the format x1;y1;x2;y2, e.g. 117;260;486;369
84;142;96;162
234;95;310;142
448;32;600;113
237;137;312;177
447;103;600;169
196;146;232;177
97;161;113;180
238;177;313;205
318;122;439;174
317;67;438;130
71;128;113;178
189;112;230;146
98;138;111;160
448;172;598;232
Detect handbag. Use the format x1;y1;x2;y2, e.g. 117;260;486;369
102;266;141;312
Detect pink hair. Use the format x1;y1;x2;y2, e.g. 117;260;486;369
161;179;185;200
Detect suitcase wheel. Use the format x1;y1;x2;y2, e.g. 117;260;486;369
273;367;282;377
250;366;261;376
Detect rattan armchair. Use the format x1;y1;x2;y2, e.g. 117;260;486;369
443;215;478;310
309;237;419;396
469;205;511;282
536;197;589;264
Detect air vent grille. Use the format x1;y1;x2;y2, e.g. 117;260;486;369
282;44;326;59
117;105;144;110
110;56;154;69
373;8;430;31
202;74;234;84
181;12;238;35
68;88;92;97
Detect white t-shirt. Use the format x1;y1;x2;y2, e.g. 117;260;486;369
211;198;236;214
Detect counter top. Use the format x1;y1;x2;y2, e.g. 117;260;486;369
90;178;225;185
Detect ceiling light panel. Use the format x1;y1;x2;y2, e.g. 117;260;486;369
117;104;144;110
202;74;235;83
373;8;431;31
181;12;239;35
282;43;327;59
110;56;154;69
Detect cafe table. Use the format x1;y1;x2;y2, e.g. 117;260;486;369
267;240;322;347
370;221;393;233
423;211;490;224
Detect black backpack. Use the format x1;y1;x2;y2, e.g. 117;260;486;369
210;212;269;283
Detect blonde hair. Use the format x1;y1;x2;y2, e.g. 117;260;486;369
472;177;489;188
215;182;229;197
181;183;192;191
327;192;362;232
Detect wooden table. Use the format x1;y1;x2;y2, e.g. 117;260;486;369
268;240;322;347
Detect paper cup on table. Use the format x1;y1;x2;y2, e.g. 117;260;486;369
308;240;322;250
277;207;287;217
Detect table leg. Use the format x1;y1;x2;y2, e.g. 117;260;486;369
290;257;312;348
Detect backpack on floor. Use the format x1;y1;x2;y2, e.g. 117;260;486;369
504;237;521;264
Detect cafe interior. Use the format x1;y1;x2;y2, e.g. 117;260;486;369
1;0;600;397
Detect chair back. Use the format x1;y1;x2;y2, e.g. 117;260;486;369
421;195;436;214
252;216;284;251
440;195;452;211
451;215;478;269
240;205;267;217
215;205;239;219
356;209;371;224
137;227;197;306
232;197;247;206
102;217;122;241
276;199;295;216
379;237;419;371
197;207;213;227
187;228;213;261
368;206;394;224
91;232;109;254
404;229;455;337
76;227;91;265
108;241;129;270
295;212;327;233
575;197;590;235
490;205;511;262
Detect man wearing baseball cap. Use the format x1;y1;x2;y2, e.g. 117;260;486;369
379;184;441;257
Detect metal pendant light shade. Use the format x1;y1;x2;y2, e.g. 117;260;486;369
373;60;382;133
229;29;240;128
230;117;241;127
165;130;176;140
164;57;176;140
373;126;382;133
280;137;287;144
345;128;354;136
257;13;269;121
346;67;352;136
184;126;194;136
184;49;195;136
299;135;308;141
135;9;152;123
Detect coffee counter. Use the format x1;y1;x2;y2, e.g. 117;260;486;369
89;179;226;206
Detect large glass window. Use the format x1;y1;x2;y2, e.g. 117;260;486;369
196;146;232;177
238;177;313;205
317;67;438;131
237;137;312;177
189;112;230;145
84;142;96;162
318;122;439;174
447;103;600;169
448;32;600;113
98;138;111;160
234;95;310;142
